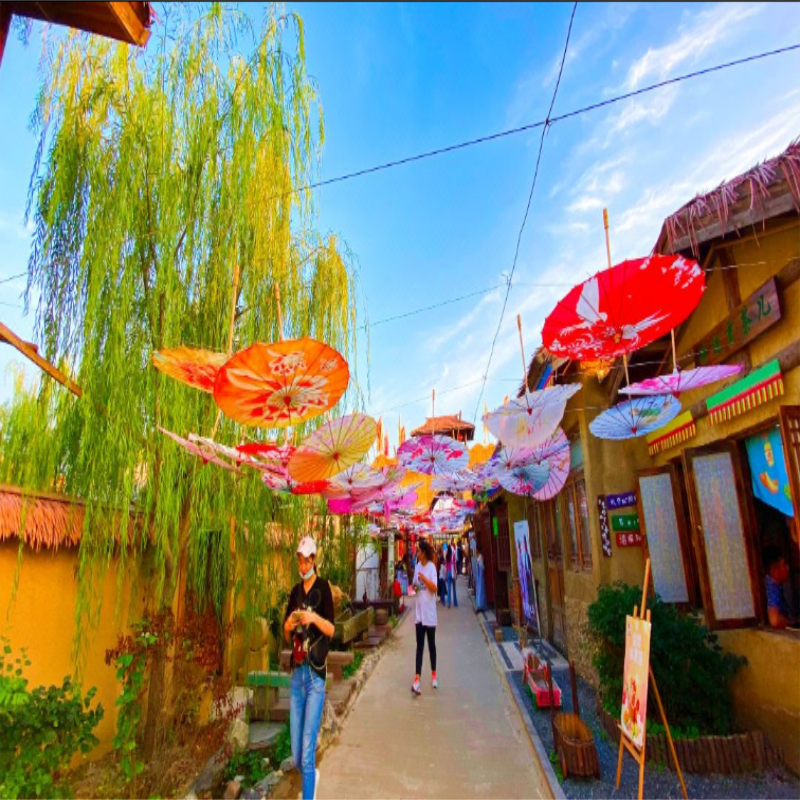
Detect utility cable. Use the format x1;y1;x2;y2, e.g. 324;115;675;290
472;2;578;425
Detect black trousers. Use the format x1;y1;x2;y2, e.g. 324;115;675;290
415;623;437;675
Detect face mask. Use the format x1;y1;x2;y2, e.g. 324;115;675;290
301;566;315;581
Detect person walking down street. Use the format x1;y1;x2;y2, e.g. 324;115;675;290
412;539;439;694
438;551;448;606
284;537;336;800
475;542;487;613
456;540;464;577
446;542;458;608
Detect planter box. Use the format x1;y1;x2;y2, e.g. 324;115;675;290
334;607;373;645
596;701;784;775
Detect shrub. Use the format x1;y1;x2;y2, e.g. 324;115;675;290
342;652;364;680
587;582;746;736
223;750;269;788
0;640;104;799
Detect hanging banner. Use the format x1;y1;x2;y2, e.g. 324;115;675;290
707;359;784;425
598;496;613;557
646;410;697;457
621;615;652;749
513;520;538;627
607;491;637;510
745;426;794;517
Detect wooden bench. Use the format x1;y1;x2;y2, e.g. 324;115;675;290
280;650;354;682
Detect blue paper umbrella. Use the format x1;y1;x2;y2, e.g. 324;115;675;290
589;395;682;440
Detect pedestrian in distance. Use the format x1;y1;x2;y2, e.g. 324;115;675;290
438;550;448;605
456;539;464;577
475;541;487;613
446;540;458;608
283;537;336;800
412;539;439;694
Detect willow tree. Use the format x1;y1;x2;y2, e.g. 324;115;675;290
1;3;362;757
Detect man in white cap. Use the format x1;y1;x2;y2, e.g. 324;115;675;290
284;536;335;800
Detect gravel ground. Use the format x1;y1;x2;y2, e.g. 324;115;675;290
509;669;800;800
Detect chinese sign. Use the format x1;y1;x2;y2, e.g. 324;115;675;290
513;520;538;628
612;513;640;532
621;615;651;749
693;277;781;367
616;532;644;547
607;491;637;510
597;496;612;557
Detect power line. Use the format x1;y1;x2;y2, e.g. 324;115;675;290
472;2;578;424
278;42;800;198
0;272;27;286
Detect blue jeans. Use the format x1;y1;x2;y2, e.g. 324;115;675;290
290;663;326;800
447;573;458;607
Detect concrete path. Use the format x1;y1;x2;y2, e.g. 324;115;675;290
317;582;551;799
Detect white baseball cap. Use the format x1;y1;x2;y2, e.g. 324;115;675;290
296;536;317;558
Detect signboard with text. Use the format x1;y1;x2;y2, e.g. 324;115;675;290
607;491;637;510
597;496;613;557
612;513;640;532
616;532;644;548
621;615;651;749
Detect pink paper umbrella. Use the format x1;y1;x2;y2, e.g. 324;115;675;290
619;364;743;397
328;497;356;515
397;434;469;476
330;464;386;492
531;428;571;501
188;434;265;470
431;470;480;493
158;426;239;472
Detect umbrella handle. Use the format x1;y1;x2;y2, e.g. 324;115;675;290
517;314;528;392
671;328;678;373
603;208;612;271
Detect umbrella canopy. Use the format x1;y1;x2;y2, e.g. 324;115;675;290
397;434;470;476
495;463;552;497
531;428;571;500
330;464;386;492
236;441;296;465
619;364;743;397
431;470;479;493
188;434;266;469
288;413;377;482
152;346;228;393
213;338;349;428
158;426;239;472
589;395;682;440
260;467;329;496
542;255;704;360
484;385;579;448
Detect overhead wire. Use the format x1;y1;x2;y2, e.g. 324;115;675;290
472;2;578;425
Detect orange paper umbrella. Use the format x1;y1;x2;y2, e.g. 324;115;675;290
288;413;377;482
213;339;349;428
152;346;228;393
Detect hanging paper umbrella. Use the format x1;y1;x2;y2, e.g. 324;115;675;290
236;441;296;467
620;364;743;397
188;434;267;470
158;426;239;472
530;429;571;501
484;385;579;448
327;497;356;515
431;470;479;493
397;434;469;476
288;413;377;482
542;254;704;361
213;338;350;428
495;463;552;497
152;347;228;393
590;395;682;440
329;464;386;492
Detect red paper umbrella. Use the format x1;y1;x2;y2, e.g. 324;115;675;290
291;480;330;496
152;347;228;393
213;338;349;428
542;255;704;360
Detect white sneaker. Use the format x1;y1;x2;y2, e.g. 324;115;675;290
412;678;421;695
432;676;439;690
314;768;320;800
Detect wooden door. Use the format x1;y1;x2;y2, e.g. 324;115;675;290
682;443;761;629
779;406;800;544
544;499;568;653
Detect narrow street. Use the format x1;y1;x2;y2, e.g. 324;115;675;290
317;583;551;799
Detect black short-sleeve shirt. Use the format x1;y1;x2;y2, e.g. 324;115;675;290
284;577;335;679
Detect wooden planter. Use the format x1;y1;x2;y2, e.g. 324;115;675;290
597;701;785;775
553;712;601;779
334;607;373;645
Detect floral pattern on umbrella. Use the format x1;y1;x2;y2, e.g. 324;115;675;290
543;255;704;360
619;364;743;397
288;413;377;483
330;464;386;492
213;338;349;428
431;470;479;493
397;434;469;476
484;385;579;448
530;428;571;501
152;347;228;393
589;395;682;440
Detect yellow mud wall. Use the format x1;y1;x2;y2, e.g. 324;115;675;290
0;541;151;759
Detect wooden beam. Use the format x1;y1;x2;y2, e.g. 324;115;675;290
107;1;149;46
0;3;12;69
0;321;82;397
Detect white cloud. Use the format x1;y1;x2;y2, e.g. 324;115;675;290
566;196;604;214
623;3;764;90
608;85;678;136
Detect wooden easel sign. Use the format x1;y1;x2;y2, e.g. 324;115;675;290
616;559;688;800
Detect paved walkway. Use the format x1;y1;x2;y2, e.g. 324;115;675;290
317;581;551;799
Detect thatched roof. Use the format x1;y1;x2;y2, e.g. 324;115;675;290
0;486;85;551
411;414;475;441
657;138;800;257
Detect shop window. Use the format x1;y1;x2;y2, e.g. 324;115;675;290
562;479;593;572
576;479;593;569
566;490;580;568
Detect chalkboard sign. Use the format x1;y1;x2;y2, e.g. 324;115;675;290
638;472;689;603
691;453;755;620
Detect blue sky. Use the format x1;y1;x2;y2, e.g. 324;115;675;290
2;2;800;449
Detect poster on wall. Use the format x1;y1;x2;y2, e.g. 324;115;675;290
620;615;651;749
745;426;794;517
513;520;538;628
